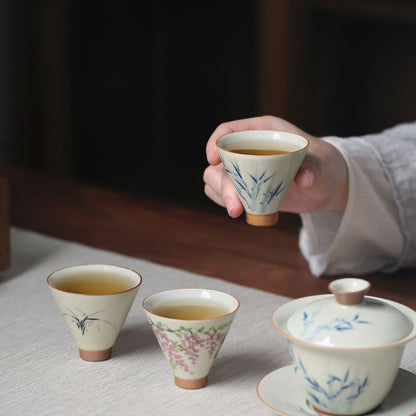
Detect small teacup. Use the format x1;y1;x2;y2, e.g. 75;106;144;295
142;288;239;389
47;264;142;361
216;130;309;226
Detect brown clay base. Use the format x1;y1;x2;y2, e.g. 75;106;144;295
174;375;208;389
246;212;278;227
79;347;112;362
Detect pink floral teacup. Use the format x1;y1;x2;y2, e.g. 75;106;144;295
142;288;240;389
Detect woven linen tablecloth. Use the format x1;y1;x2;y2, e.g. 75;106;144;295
1;229;415;416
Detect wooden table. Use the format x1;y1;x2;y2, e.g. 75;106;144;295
1;164;414;309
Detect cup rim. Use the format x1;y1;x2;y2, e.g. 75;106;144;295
271;294;416;352
142;288;240;322
47;264;143;296
215;130;310;156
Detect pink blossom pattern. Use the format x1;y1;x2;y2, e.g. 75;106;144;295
149;320;232;374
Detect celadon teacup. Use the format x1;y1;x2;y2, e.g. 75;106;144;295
48;264;142;361
142;288;240;389
216;130;309;226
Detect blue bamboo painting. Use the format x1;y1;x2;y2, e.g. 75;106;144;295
223;160;284;212
294;358;369;413
299;310;371;342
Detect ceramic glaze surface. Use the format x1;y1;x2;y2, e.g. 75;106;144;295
216;131;308;216
286;297;413;348
147;315;233;378
289;343;404;415
142;288;239;388
271;279;416;416
48;265;142;356
257;366;416;416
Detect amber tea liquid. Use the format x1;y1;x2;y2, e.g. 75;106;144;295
229;148;290;155
152;300;229;320
52;272;134;295
226;140;299;156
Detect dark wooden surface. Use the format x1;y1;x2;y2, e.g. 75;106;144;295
1;164;414;309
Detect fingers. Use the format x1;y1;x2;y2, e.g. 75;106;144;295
221;170;244;217
293;167;314;189
205;116;278;165
203;165;224;205
281;137;348;213
206;119;258;165
204;115;321;216
206;123;236;166
203;165;243;218
204;184;226;207
294;150;320;190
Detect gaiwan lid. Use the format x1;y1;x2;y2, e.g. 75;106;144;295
286;278;413;348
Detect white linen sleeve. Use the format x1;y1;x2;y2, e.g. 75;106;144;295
299;136;404;276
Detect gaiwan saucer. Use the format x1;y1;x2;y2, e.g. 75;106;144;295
257;366;416;416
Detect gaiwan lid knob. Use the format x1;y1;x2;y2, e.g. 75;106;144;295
286;278;413;348
328;278;370;305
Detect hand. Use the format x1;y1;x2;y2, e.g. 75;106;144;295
203;115;348;217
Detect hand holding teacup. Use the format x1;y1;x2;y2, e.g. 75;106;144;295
216;130;308;226
204;115;349;224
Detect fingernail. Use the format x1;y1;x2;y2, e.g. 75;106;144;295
302;169;315;188
207;149;216;163
304;168;315;188
226;200;235;217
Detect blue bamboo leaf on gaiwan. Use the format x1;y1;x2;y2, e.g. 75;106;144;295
294;357;369;411
299;309;372;342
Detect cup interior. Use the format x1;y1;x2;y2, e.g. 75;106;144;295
329;278;370;294
47;264;142;295
143;288;240;321
216;130;309;154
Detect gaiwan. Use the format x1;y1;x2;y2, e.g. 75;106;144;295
271;278;416;416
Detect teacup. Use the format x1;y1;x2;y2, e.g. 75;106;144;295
142;288;239;389
216;130;309;226
271;278;416;415
47;264;142;361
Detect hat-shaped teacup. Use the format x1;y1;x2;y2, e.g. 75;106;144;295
48;264;142;361
216;130;309;226
142;288;239;389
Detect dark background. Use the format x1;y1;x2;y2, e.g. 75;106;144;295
2;0;416;209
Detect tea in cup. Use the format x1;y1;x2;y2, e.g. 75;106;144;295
47;264;142;361
216;130;309;226
142;288;239;389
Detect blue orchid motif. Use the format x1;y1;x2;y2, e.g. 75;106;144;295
63;308;116;335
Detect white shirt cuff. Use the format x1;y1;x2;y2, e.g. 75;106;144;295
299;136;404;276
